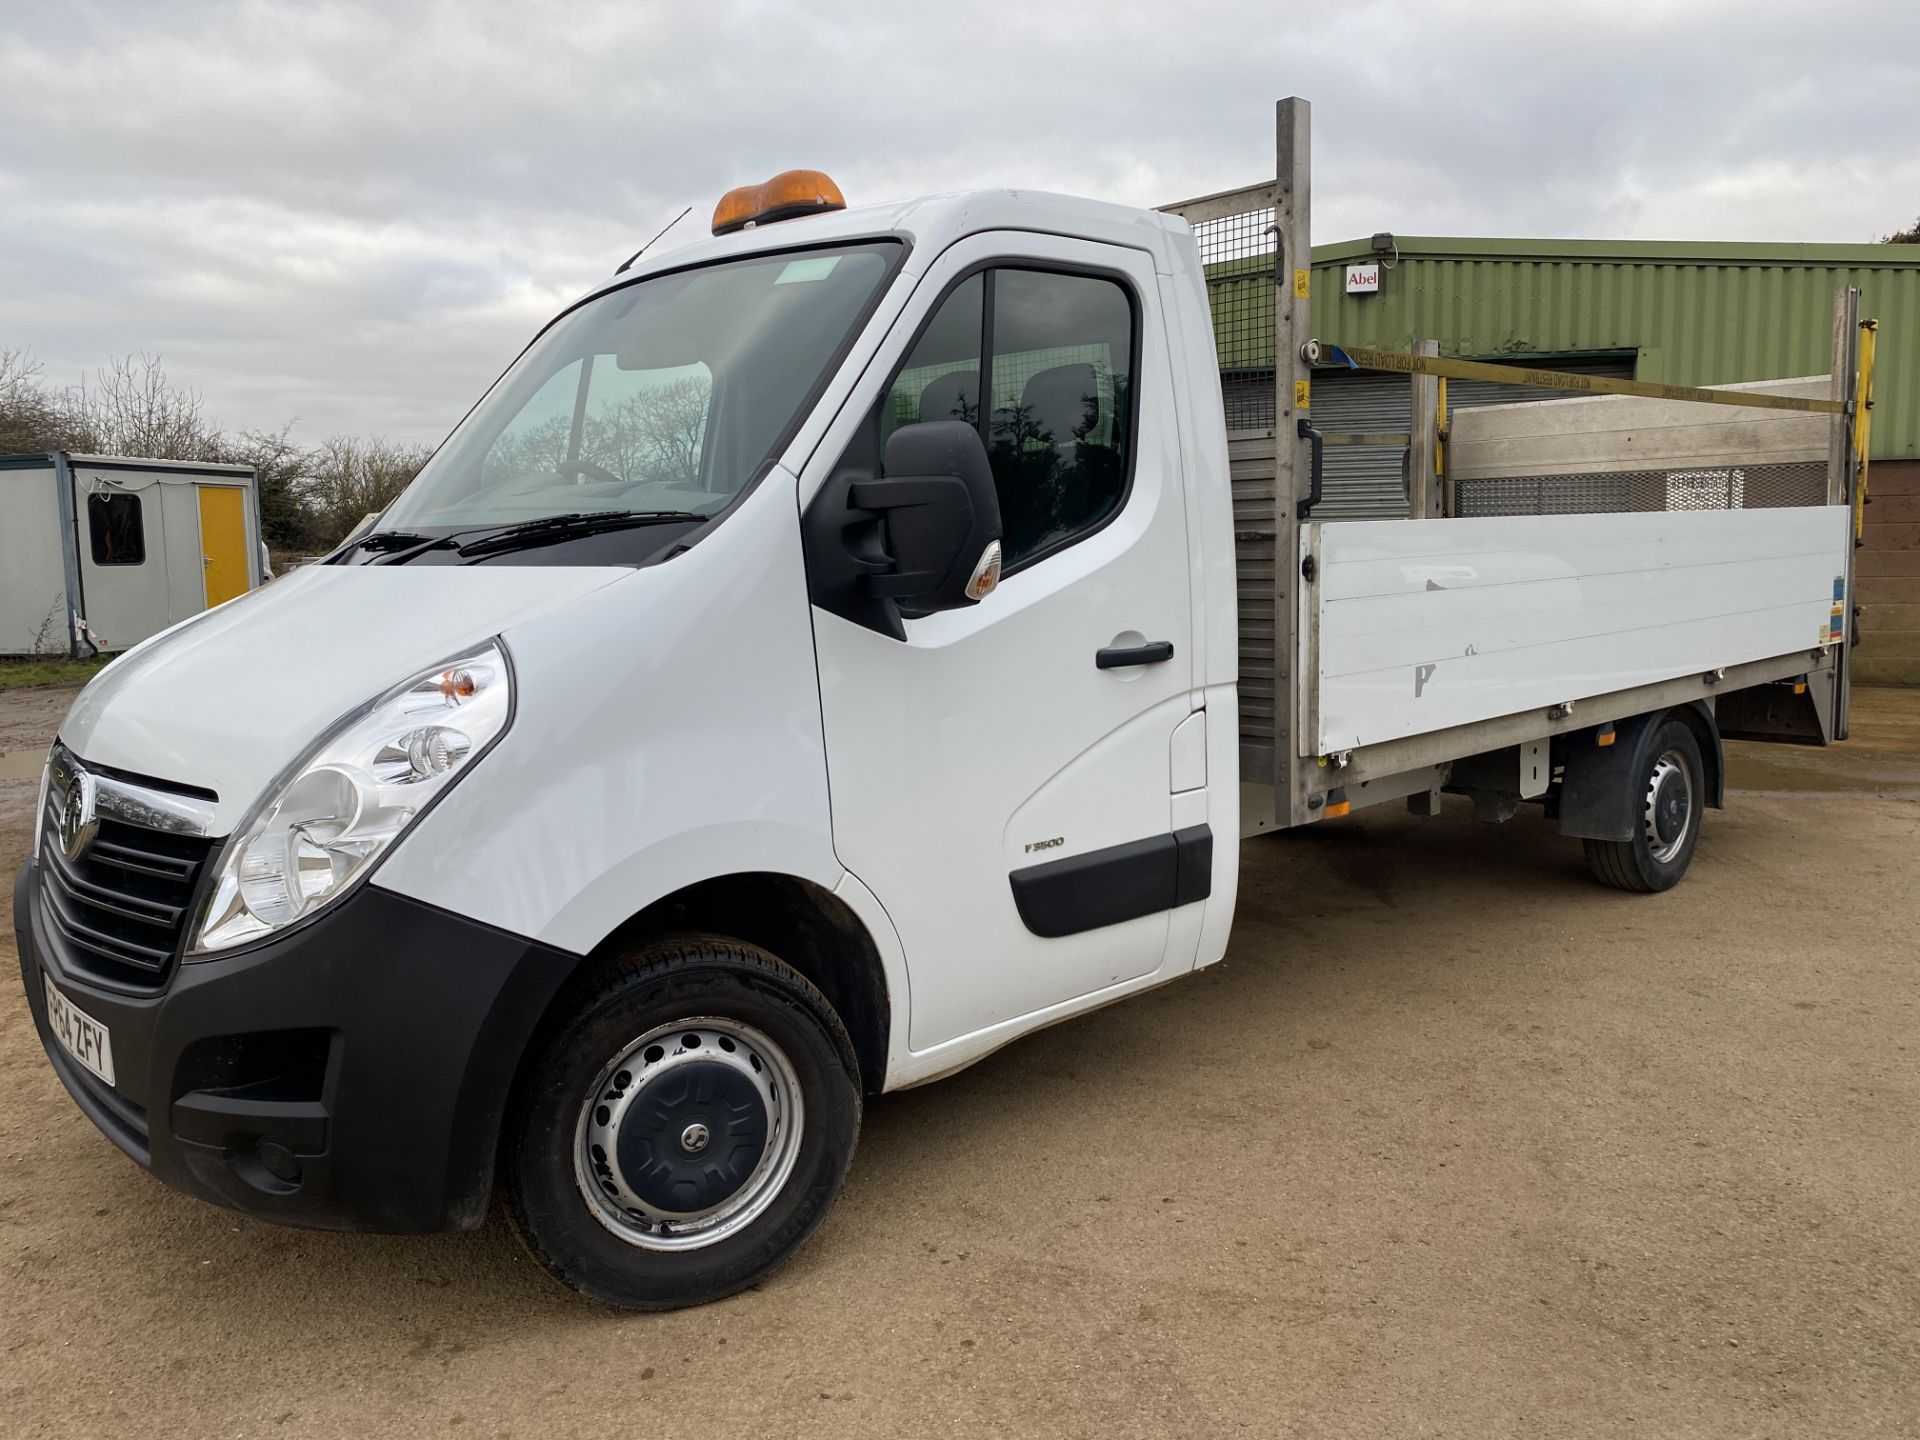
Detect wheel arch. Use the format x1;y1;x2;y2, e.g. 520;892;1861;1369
1558;702;1722;842
530;872;894;1096
1669;700;1725;810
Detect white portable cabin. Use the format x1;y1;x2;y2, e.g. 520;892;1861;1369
0;452;264;657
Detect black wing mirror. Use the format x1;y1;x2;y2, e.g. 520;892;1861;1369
849;421;1003;611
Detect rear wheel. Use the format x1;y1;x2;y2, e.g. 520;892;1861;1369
1583;718;1705;893
505;936;861;1310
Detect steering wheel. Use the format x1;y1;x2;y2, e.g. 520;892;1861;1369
555;458;623;486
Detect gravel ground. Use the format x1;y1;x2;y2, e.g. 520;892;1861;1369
2;685;1916;1439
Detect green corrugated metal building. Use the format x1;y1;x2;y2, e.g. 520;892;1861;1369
1209;234;1920;683
1303;236;1920;460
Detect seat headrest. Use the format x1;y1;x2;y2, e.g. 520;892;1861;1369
1018;363;1098;441
916;369;977;426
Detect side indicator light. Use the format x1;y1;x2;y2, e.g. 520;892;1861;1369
712;170;846;236
1596;728;1616;748
964;540;1003;602
1793;683;1807;695
1323;787;1351;819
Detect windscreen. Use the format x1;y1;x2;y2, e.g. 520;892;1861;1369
382;241;900;530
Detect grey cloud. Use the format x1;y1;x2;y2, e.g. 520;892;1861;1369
3;0;1915;445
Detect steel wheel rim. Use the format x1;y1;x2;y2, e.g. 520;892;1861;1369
573;1016;805;1252
1642;747;1695;864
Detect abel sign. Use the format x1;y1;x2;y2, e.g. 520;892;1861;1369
1345;262;1382;295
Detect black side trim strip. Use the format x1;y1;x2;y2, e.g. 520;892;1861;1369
1172;823;1213;907
1009;823;1213;938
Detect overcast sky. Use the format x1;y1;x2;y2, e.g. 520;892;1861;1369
3;0;1916;446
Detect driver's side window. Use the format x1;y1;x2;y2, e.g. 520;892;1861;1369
881;274;983;445
871;264;1134;571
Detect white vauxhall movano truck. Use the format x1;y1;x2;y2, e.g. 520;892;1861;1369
18;124;1861;1308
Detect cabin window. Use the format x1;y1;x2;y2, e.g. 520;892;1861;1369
873;265;1136;571
87;492;146;566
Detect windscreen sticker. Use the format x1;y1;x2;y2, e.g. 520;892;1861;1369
775;256;842;285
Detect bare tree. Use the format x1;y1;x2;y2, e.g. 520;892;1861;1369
213;423;319;551
0;347;44;451
578;376;711;486
1;344;449;555
0;346;37;403
61;353;220;459
486;414;572;484
305;435;434;547
0;347;89;454
632;376;710;486
485;377;713;490
30;591;67;656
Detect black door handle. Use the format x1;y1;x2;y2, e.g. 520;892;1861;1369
1096;640;1175;669
1296;417;1325;520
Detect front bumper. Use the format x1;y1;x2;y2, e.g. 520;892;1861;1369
15;860;576;1233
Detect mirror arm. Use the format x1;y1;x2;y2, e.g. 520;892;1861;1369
846;476;969;598
801;420;998;635
847;478;956;509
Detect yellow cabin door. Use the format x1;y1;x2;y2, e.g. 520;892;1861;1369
197;485;250;607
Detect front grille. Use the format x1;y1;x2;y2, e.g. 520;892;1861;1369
40;795;216;992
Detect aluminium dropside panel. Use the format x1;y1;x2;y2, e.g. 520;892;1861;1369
1306;505;1852;755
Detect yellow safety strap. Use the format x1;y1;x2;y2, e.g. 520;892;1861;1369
1854;320;1878;542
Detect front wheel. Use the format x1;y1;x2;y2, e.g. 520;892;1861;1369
504;936;861;1310
1583;718;1705;893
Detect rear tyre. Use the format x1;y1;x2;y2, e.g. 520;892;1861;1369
504;935;861;1310
1582;718;1705;893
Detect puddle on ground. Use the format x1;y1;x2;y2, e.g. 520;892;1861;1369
0;748;49;782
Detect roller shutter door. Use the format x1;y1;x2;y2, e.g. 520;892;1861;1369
1312;355;1637;520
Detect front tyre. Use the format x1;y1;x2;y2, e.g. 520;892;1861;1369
1582;718;1705;893
505;936;861;1310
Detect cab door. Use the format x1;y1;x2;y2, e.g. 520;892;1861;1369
804;233;1200;1054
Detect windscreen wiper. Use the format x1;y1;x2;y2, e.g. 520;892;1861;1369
327;529;438;563
373;526;516;565
335;528;496;565
372;533;467;565
456;510;709;561
342;526;519;566
355;530;438;550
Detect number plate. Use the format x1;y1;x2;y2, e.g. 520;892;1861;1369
44;976;115;1087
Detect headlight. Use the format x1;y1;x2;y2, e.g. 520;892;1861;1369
190;641;513;954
